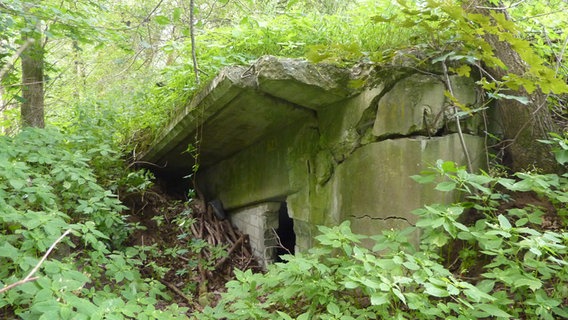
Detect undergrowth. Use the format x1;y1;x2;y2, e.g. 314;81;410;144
0;127;188;319
198;139;568;319
2;128;567;319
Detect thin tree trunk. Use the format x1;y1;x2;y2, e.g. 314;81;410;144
21;33;45;128
72;40;86;99
190;0;199;84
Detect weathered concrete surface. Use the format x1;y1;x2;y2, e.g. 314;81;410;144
255;56;354;109
331;134;484;235
141;56;487;260
199;122;318;210
141;57;357;174
373;74;447;138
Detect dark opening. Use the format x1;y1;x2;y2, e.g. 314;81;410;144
275;202;296;262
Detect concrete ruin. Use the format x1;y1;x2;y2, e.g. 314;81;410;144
141;56;486;266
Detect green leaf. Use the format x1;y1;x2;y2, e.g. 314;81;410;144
371;15;394;23
553;150;568;165
487;92;529;104
370;292;389;305
424;283;449;298
441;161;458;172
64;294;99;315
476;304;512;318
0;242;19;259
297;312;311;320
9;179;25;190
327;302;340;315
497;215;512;230
154;15;170;25
435;181;457;192
172;8;181;23
411;174;436;184
513;277;542;290
392;288;406;304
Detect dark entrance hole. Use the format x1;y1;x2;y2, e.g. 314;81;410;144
275;202;295;262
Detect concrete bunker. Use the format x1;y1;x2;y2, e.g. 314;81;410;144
140;56;487;267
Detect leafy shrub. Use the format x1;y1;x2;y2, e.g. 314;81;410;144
0;127;187;319
199;158;568;319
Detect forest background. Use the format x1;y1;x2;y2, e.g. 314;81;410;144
1;0;568;319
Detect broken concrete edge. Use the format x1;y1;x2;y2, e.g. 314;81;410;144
139;56;368;167
140;66;249;165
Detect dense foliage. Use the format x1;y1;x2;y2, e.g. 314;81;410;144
2;0;567;145
0;127;188;319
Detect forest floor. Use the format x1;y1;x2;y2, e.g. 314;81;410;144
121;182;261;313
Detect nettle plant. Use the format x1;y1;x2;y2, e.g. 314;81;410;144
0;128;187;319
199;143;568;319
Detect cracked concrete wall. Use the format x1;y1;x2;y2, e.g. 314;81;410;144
198;68;486;253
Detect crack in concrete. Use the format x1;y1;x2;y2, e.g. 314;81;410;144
350;214;415;226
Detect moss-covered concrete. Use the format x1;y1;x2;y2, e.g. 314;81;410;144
142;56;488;254
332;134;484;236
373;74;447;138
198;121;316;210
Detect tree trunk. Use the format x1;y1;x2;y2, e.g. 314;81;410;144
467;1;560;172
20;33;45;128
488;33;559;172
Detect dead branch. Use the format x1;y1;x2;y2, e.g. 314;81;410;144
159;279;194;305
0;229;71;294
214;235;246;270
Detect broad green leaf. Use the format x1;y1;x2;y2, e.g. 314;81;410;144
513;277;542;290
476;304;512;318
9;179;25;190
441;161;458;172
411;173;436;184
370;292;389;305
297;312;311;320
436;181;457;192
0;242;19;259
423;283;449;297
327;302;340;315
497;215;512;230
553;150;568;165
154;15;170;25
172;8;181;23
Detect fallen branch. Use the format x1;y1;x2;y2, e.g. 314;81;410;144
159;279;194;305
0;229;72;294
214;235;246;270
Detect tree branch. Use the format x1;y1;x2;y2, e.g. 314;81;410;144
0;229;72;294
0;38;35;81
442;61;474;172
